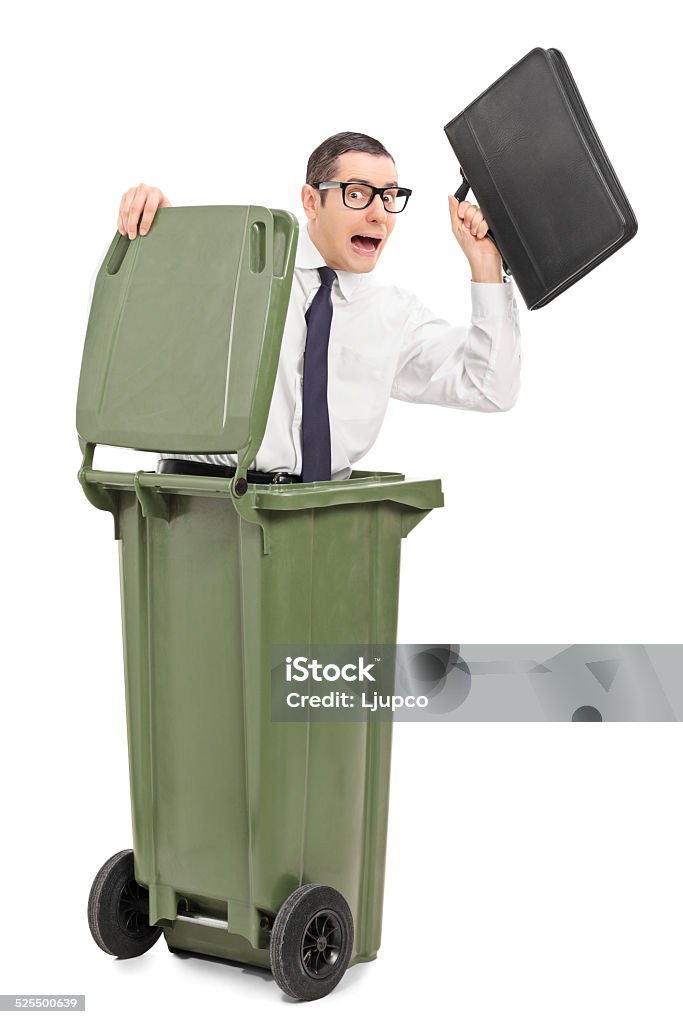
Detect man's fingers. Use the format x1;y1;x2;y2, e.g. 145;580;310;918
117;185;170;237
126;184;148;239
138;188;165;236
118;186;136;236
119;186;139;238
460;202;489;237
462;202;477;228
449;196;474;235
448;195;492;250
138;196;156;236
470;210;486;236
454;199;478;230
449;196;486;235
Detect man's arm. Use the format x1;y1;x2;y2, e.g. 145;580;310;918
390;279;521;412
390;196;521;412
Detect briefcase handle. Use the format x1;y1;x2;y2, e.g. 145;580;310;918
455;168;511;277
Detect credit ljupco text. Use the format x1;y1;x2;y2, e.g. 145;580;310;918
284;656;428;711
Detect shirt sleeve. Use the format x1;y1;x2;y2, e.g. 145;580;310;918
390;280;522;412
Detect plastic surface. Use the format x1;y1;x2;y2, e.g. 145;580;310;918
76;206;297;463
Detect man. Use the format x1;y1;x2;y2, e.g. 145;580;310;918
116;132;521;482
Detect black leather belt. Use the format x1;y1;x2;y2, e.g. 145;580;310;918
157;459;301;485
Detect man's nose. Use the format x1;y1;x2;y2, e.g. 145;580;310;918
366;195;388;222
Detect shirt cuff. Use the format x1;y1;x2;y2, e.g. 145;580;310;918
470;279;515;318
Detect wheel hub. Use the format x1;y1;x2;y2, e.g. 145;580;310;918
118;878;150;934
301;910;343;979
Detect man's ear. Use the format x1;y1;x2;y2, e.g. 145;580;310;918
301;184;319;222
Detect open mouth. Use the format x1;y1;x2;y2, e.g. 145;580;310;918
350;234;382;256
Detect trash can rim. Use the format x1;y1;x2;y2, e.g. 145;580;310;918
79;467;444;512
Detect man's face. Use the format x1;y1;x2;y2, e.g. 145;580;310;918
302;152;399;273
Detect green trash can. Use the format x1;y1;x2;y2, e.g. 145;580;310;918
77;206;443;1001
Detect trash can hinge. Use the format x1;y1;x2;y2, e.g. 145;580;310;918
77;442;121;539
134;473;171;522
232;475;249;497
231;455;252;499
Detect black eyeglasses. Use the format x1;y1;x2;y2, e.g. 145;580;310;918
313;181;412;213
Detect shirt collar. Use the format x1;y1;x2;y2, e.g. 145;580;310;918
295;222;365;301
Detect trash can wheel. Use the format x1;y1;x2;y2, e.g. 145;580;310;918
270;883;354;1001
88;849;161;959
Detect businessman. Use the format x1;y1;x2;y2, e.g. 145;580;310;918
116;132;522;483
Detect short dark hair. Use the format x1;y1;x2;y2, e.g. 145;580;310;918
306;132;395;205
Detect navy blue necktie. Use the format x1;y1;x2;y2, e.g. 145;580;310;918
302;266;337;482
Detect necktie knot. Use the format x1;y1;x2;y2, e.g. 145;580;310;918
318;266;337;289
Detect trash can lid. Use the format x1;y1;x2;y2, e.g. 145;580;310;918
76;206;298;464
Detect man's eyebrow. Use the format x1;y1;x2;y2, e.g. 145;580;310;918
348;178;399;188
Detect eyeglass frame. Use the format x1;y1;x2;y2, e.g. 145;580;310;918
313;180;413;213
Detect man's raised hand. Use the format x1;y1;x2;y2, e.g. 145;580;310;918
118;184;171;239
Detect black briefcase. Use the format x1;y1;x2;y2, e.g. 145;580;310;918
444;47;637;309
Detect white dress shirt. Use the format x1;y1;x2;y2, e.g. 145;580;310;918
161;223;522;479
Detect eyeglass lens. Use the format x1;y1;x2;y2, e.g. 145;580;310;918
344;184;408;212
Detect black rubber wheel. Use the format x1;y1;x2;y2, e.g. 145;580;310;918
88;849;161;959
270;883;354;1001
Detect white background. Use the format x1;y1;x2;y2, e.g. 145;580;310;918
2;1;681;1020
